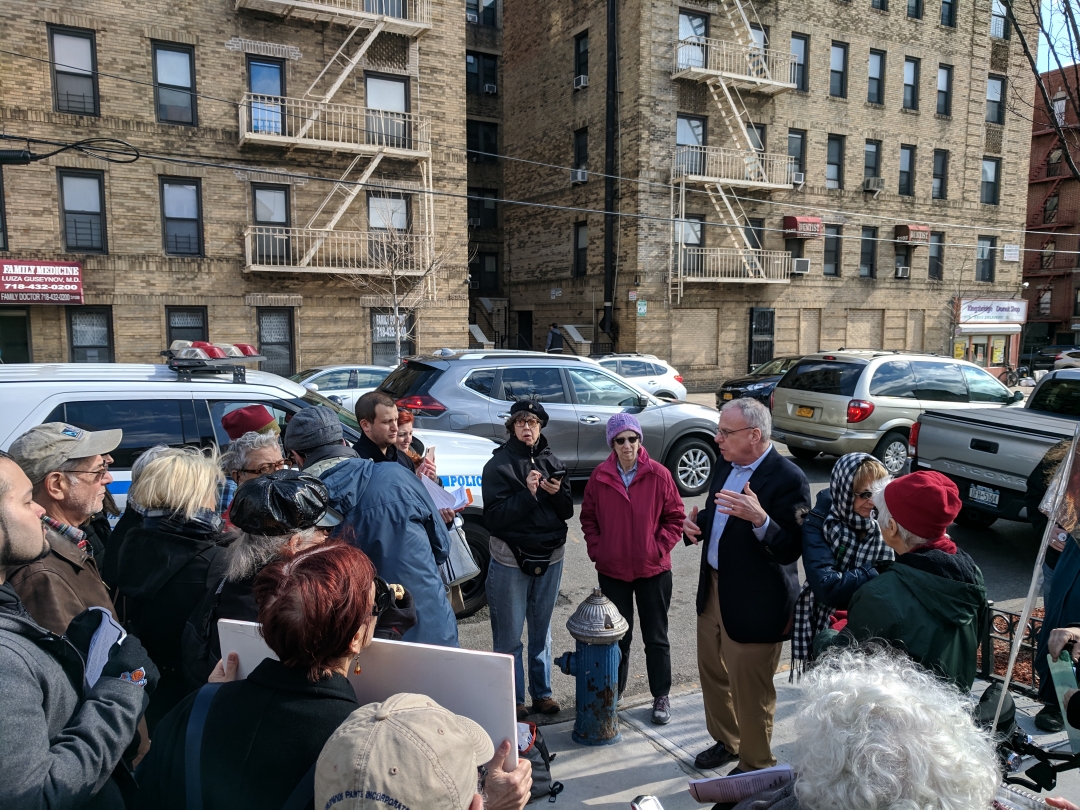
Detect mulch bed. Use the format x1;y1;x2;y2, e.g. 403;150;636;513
976;607;1045;687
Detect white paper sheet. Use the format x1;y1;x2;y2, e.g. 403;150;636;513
688;764;793;803
84;606;126;687
421;475;469;511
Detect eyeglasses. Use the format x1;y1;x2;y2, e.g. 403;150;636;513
67;464;111;482
239;459;288;476
613;436;640;446
515;419;542;429
372;577;392;618
716;426;755;440
854;490;875;501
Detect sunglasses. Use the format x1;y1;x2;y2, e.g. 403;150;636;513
854;490;874;501
515;419;542;428
372;577;392;618
613;436;640;446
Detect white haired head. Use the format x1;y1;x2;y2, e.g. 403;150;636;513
719;397;772;443
221;431;283;477
791;648;998;810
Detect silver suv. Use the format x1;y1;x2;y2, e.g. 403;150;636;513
770;350;1023;474
378;349;720;496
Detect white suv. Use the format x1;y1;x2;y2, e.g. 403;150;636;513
597;354;688;400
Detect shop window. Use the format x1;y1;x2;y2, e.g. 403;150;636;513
67;307;113;362
166;306;207;344
153;42;197;125
50;27;99;115
258;307;294;377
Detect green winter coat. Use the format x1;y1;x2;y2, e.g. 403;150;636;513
813;547;987;690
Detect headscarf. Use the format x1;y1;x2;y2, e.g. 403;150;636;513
791;453;894;676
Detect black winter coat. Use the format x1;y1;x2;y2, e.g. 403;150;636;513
482;434;573;554
181;574;258;689
134;658;359;810
101;508;141;590
115;518;228;731
354;431;416;472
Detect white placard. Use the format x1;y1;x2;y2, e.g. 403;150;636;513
959;298;1027;324
217;619;518;767
1003;244;1021;262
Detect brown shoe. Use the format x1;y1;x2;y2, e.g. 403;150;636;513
516;704;529;721
531;697;561;715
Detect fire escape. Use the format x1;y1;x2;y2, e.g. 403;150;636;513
668;0;796;303
236;0;434;287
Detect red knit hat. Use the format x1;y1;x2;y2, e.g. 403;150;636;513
882;471;961;541
221;405;279;440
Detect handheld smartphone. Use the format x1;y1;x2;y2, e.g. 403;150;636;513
425;446;436;462
630;797;665;810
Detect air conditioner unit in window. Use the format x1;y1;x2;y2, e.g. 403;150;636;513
895;265;911;279
574;75;589;90
792;171;805;188
570;168;588;184
466;12;478;22
863;176;885;193
792;258;811;274
483;83;498;94
467;218;481;227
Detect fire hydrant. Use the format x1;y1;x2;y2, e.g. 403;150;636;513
554;588;628;746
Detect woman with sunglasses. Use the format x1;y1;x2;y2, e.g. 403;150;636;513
790;452;892;676
136;541;382;810
580;413;685;725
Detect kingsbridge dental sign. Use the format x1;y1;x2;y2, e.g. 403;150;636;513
959;298;1027;324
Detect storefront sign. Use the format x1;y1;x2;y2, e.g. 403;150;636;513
959;298;1027;324
0;260;83;304
953;340;967;359
782;216;823;238
991;336;1006;365
1003;244;1021;262
894;224;930;245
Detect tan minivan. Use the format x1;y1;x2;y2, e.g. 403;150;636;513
770;351;1024;474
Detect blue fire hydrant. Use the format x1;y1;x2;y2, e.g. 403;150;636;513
554;588;628;746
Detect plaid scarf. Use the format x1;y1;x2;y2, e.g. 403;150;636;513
41;515;91;555
791;453;893;676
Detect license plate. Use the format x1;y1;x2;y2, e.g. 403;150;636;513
722;392;734;401
796;406;814;418
969;484;1000;507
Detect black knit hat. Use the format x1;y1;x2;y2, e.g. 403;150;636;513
230;469;340;535
509;398;549;427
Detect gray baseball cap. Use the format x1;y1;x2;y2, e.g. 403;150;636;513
283;407;343;453
10;423;122;484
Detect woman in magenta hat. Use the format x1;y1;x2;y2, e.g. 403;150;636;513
580;413;685;724
812;471;988;690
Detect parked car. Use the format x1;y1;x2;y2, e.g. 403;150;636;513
377;349;720;496
289;364;393;411
596;354;688;400
1022;345;1078;372
770;350;1024;475
1053;349;1080;370
716;356;802;408
910;368;1080;528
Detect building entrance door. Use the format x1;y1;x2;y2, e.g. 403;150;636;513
0;309;30;363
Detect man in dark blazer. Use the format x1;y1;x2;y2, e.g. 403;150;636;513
683;398;810;773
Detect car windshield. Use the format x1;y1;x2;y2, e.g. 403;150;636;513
296;390;361;430
289;369;324;382
379;361;439;399
777;360;864;396
1028;378;1080;417
751;357;794;376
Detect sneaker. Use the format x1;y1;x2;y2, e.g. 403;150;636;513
1035;705;1064;733
516;704;529;721
651;695;671;725
532;697;561;715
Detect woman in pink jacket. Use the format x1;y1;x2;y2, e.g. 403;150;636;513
581;413;685;725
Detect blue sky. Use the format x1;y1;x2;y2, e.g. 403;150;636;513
1037;0;1076;72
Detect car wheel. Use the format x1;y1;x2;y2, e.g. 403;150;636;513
954;506;998;530
667;437;716;497
456;519;491;619
874;431;909;475
788;446;819;460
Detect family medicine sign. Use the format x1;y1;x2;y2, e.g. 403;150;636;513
0;260;84;304
959;298;1027;324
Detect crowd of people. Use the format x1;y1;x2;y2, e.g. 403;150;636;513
1;390;1079;809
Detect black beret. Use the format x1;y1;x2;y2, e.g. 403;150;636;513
509;398;549;427
230;469;338;535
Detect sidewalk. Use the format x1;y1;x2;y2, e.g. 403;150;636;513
539;674;1079;807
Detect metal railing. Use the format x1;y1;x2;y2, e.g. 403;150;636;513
239;94;431;155
673;36;795;85
977;602;1043;696
677;247;792;282
238;0;431;25
243;226;430;274
672;144;795;186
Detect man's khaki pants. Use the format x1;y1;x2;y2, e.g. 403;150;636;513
696;570;782;771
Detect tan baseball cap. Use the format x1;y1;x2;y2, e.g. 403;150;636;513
9;423;123;484
315;693;494;810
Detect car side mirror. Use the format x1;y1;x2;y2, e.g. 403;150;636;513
637;395;650;409
304;382;319;392
1012;390;1025;402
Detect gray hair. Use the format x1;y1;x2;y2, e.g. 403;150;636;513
32;455;95;501
872;478;930;550
221;431;283;476
224;526;320;581
791;648;997;810
720;397;771;442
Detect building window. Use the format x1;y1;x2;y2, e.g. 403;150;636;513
941;0;956;26
895;243;911;274
991;0;1010;37
830;42;848;97
788;129;806;174
258;308;295;377
824;225;842;276
59;169;106;253
872;0;888;10
466;120;498;163
573;222;588;277
677;216;704;275
575;32;589;80
466;51;498;95
860;227;878;277
745;218;765;251
976;236;996;281
252;184;290;266
986;74;1005;124
166;306;208;344
786;238;805;259
676;115;706;175
248;57;284;135
368;194;409;233
748;124;766;152
470;252;500;294
937;64;953;115
153;42;197;125
791;34;808;91
868;50;885;104
678;12;709;70
826;134;845;189
1048;147;1064;176
1054;97;1067;126
928;231;944;279
1042;240;1056;268
0;168;6;251
68;307;113;362
981;157;1000;204
908;0;923;18
1074;287;1080;317
903;57;920;110
49;27;98;115
574;127;588;172
466;0;497;26
899;144;915;195
749;308;775;370
932;149;948;199
1044;194;1059;223
467;188;498;229
1038;289;1052;316
864;140;881;179
160;178;202;256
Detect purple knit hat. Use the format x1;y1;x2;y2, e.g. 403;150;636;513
606;413;643;447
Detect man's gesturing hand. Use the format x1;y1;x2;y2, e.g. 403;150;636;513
482;740;533;810
715;482;768;529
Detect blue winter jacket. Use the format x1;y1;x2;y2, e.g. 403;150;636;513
318;457;459;648
801;490;880;610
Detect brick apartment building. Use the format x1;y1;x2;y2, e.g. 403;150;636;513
0;0;468;372
1022;69;1080;349
486;0;1034;387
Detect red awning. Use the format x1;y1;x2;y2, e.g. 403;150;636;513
895;224;931;245
783;216;823;238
